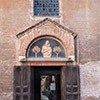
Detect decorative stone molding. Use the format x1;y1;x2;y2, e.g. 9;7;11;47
16;18;76;62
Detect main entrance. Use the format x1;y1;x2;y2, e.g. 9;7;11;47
14;64;80;100
33;67;61;100
15;18;81;100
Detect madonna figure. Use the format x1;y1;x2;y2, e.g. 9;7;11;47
41;40;52;58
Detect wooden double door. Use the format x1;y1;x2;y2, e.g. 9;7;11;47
14;65;80;100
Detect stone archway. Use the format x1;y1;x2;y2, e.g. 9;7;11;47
14;18;80;100
16;18;76;64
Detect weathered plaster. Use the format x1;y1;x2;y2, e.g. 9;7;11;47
80;61;100;100
0;0;100;99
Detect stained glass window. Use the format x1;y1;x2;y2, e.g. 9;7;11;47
34;0;59;16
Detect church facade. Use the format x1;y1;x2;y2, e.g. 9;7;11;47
0;0;100;100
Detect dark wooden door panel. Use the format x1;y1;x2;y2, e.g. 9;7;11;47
61;65;80;100
14;66;31;100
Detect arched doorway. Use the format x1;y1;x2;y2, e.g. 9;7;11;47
15;18;80;100
14;36;80;100
26;36;65;100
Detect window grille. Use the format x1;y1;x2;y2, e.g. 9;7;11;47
34;0;59;16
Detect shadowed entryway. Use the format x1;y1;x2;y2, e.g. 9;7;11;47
32;66;61;100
